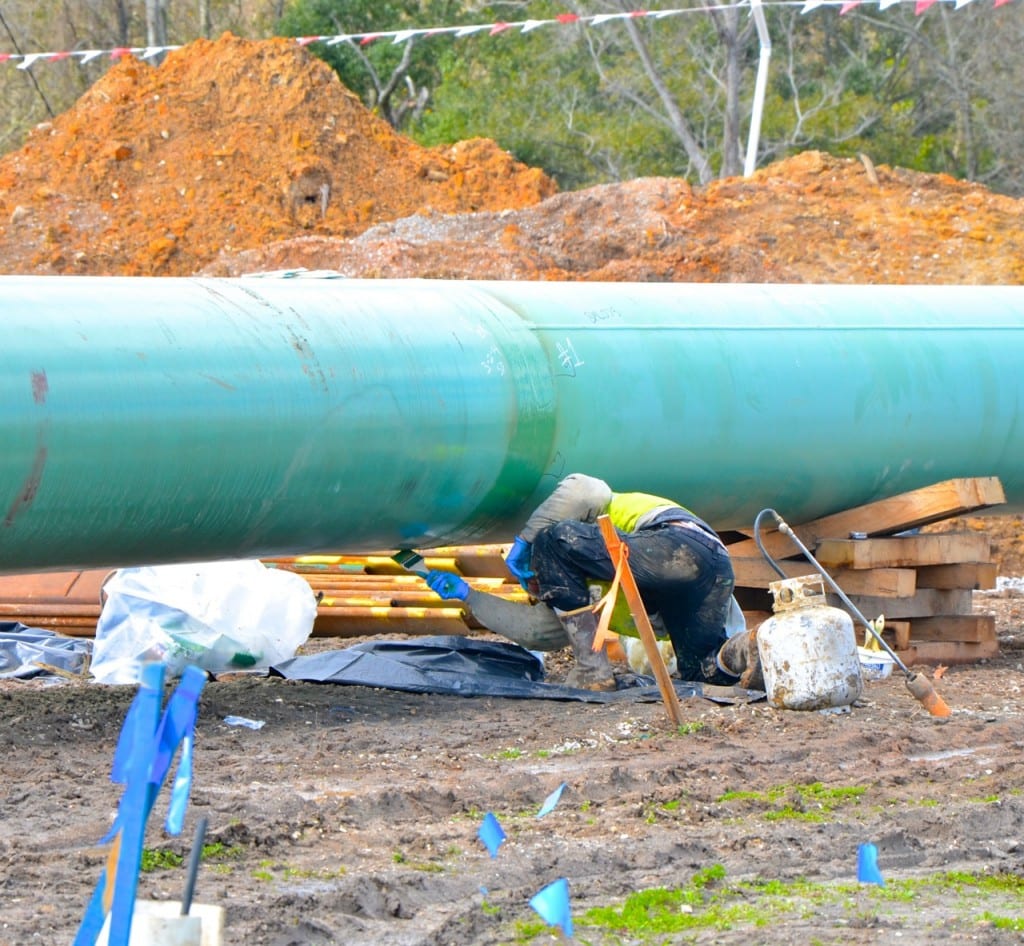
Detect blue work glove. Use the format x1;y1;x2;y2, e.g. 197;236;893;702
505;535;535;589
425;569;469;601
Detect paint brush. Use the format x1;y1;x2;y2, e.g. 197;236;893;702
391;549;430;576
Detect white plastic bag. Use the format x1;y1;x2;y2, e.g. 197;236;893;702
91;560;317;685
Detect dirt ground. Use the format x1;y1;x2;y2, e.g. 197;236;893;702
2;582;1024;946
4;32;1024;946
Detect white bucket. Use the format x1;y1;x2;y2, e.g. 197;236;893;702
858;646;895;682
757;575;864;711
96;901;225;946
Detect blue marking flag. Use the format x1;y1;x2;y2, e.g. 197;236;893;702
529;877;573;937
857;842;885;886
74;664;207;946
478;812;507;858
536;782;566;818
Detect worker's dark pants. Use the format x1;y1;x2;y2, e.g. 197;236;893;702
531;520;735;683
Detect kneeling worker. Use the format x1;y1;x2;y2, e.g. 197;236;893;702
424;473;761;692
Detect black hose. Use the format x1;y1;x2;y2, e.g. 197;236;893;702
754;508;913;677
753;507;787;578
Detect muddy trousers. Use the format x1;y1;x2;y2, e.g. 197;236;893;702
531;520;735;682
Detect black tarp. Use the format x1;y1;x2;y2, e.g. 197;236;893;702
270;635;762;704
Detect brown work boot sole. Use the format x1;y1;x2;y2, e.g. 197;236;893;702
564;670;617;691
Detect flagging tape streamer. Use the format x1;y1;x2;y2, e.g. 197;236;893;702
478;812;507;858
73;664;207;946
857;842;886;886
529;878;574;937
1;0;1016;70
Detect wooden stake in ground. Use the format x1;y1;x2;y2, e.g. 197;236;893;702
596;515;683;727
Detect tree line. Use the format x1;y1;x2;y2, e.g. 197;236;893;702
2;0;1022;196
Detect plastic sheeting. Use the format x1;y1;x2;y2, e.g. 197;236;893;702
270;635;763;704
0;622;93;679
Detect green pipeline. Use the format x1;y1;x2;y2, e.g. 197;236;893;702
2;276;1023;572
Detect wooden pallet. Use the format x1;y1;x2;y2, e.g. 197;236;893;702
726;477;1005;666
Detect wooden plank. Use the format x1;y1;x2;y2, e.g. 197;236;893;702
830;588;974;620
915;562;998;591
311;613;470;637
904;614;997;644
730;555;917;597
741;610;773;630
895;638;999;666
725;476;1005;560
815;532;991;569
889;621;912;650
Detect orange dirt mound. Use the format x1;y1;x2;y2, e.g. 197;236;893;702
0;33;555;277
205;151;1024;283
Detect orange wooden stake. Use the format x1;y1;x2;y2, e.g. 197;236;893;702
597;515;684;727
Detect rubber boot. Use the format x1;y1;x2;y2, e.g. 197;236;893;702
716;628;764;691
556;606;617;692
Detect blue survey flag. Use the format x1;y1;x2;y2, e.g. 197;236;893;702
529;877;573;937
857;842;885;886
536;782;566;818
74;664;207;946
478;812;507;858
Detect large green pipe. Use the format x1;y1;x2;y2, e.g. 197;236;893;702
2;276;1023;573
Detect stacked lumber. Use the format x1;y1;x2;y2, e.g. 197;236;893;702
262;546;525;637
0;546;523;639
725;477;1005;666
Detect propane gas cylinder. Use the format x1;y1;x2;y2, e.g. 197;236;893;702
756;574;863;711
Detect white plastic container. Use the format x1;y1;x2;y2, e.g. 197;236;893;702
858;646;895;682
96;901;225;946
757;574;864;710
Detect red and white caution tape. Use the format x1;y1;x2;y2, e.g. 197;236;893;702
0;0;1017;70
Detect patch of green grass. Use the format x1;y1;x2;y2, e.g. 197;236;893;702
571;867;1024;942
584;864;768;934
139;848;184;872
201;844;245;875
390;849;445;872
981;912;1024;930
281;865;347;880
201;842;245;862
928;871;1024;894
534;749;551;759
643;798;685;825
488;747;523;760
718;782;866;822
513;919;549;941
251;869;273;882
676;721;705;735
